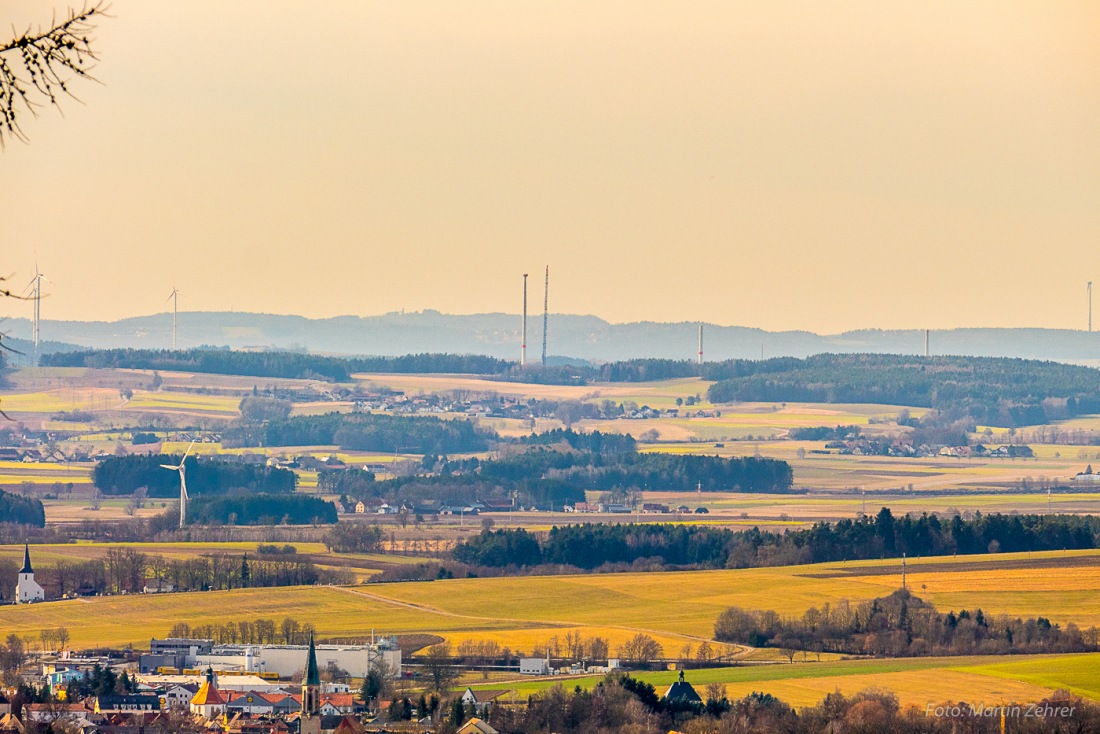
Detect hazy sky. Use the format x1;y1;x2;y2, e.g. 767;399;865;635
2;1;1098;333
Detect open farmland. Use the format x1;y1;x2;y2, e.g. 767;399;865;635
1;549;1097;653
466;654;1100;708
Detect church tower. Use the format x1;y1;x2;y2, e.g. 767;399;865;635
300;630;322;734
16;544;44;604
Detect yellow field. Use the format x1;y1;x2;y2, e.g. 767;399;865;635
122;392;241;417
2;549;1097;656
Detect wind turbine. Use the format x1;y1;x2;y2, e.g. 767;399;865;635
25;261;51;366
166;287;179;349
161;440;196;528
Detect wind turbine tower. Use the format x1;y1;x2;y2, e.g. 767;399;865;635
697;323;704;365
167;287;179;349
161;441;196;529
541;266;549;366
1089;282;1093;333
521;274;528;367
26;263;48;366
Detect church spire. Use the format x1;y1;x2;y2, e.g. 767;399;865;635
302;629;321;723
19;544;32;575
305;630;320;687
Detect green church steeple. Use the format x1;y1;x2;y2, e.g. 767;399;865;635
305;630;320;686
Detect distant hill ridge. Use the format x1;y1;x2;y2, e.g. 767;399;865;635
4;311;1100;364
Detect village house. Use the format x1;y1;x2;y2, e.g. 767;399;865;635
459;688;508;716
456;718;499;734
93;694;161;714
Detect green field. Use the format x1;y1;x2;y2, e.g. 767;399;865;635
467;654;1100;708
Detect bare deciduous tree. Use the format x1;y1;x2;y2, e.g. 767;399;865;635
0;2;109;147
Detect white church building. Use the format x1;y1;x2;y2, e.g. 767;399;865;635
16;544;44;603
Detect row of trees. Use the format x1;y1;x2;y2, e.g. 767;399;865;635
94;454;296;497
714;589;1100;657
167;616;316;646
452;510;1100;571
1;547;347;599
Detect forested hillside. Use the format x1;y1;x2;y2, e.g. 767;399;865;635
707;354;1100;427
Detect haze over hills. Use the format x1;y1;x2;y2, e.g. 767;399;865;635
4;312;1100;367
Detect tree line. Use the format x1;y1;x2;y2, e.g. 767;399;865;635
167;615;318;646
0;488;45;527
42;348;514;381
714;589;1099;657
189;494;337;525
436;443;793;493
706;353;1100;428
451;510;1100;571
41;347;358;381
93;454;296;496
0;547;349;600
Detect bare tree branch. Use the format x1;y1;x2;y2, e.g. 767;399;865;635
0;2;109;147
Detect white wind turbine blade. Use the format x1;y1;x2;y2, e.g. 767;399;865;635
181;440;196;461
159;463;181;470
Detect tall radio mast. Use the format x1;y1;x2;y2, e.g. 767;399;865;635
541;266;549;366
521;274;528;367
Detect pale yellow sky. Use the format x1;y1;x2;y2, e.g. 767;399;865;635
2;1;1098;332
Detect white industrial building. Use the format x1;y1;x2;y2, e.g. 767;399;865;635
519;658;550;676
192;640;401;679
